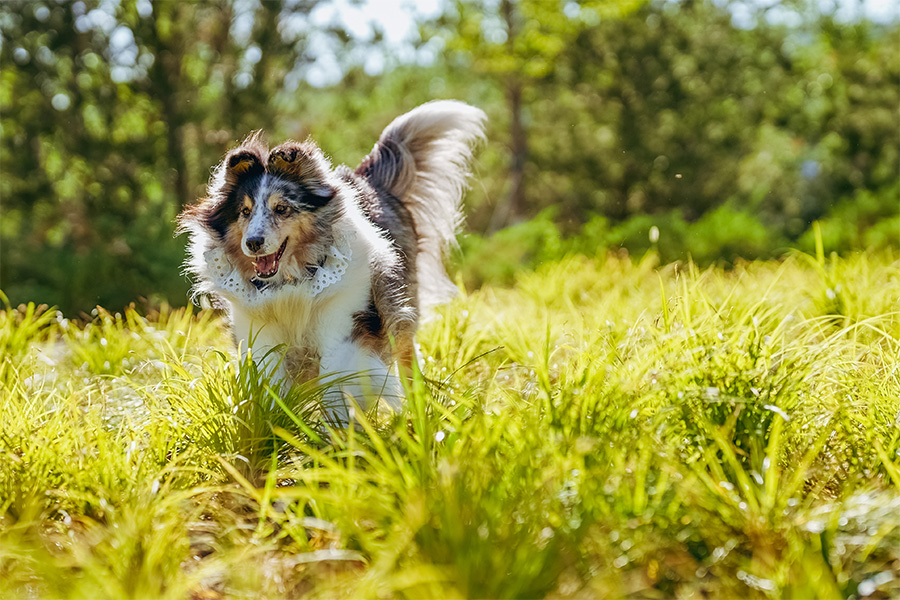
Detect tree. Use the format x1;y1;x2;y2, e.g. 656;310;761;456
430;0;898;237
435;0;644;229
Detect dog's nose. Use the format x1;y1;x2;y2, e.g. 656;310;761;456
245;236;264;254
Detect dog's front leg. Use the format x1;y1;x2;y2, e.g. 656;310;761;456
318;339;402;425
230;310;293;402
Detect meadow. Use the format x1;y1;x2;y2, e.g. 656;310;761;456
1;246;899;599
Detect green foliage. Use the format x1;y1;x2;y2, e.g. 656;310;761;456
2;251;899;598
456;206;791;289
434;0;899;233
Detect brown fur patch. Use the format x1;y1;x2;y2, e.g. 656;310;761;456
352;299;388;362
223;226;257;280
282;212;326;269
268;142;320;179
266;192;286;210
284;346;320;383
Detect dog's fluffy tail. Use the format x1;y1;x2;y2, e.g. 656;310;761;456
359;100;486;312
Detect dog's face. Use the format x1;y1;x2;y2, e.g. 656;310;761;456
189;140;339;285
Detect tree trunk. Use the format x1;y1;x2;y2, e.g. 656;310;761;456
506;77;526;224
146;3;190;209
490;0;528;231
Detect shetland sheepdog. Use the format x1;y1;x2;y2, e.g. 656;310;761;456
178;101;485;422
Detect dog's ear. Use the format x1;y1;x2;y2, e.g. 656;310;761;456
224;149;265;185
267;143;302;177
268;142;334;203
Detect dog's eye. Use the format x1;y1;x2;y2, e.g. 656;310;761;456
241;207;251;217
274;205;289;215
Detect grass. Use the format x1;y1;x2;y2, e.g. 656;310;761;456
1;248;899;599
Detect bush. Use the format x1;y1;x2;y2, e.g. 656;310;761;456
453;202;891;290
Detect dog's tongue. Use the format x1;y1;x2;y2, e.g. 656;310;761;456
255;253;278;274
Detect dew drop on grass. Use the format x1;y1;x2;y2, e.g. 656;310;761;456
434;431;446;442
858;580;876;597
805;519;825;534
858;572;893;597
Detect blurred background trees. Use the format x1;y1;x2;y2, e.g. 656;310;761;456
1;0;897;314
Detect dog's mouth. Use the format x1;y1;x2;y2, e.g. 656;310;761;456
253;238;288;279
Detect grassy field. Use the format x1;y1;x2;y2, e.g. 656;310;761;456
1;247;899;599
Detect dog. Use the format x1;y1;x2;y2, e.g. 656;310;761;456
178;101;485;422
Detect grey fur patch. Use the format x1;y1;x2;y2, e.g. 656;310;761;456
355;100;486;312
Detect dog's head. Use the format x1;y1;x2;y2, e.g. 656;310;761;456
181;136;341;286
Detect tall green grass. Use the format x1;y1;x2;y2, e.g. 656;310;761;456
1;249;898;599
